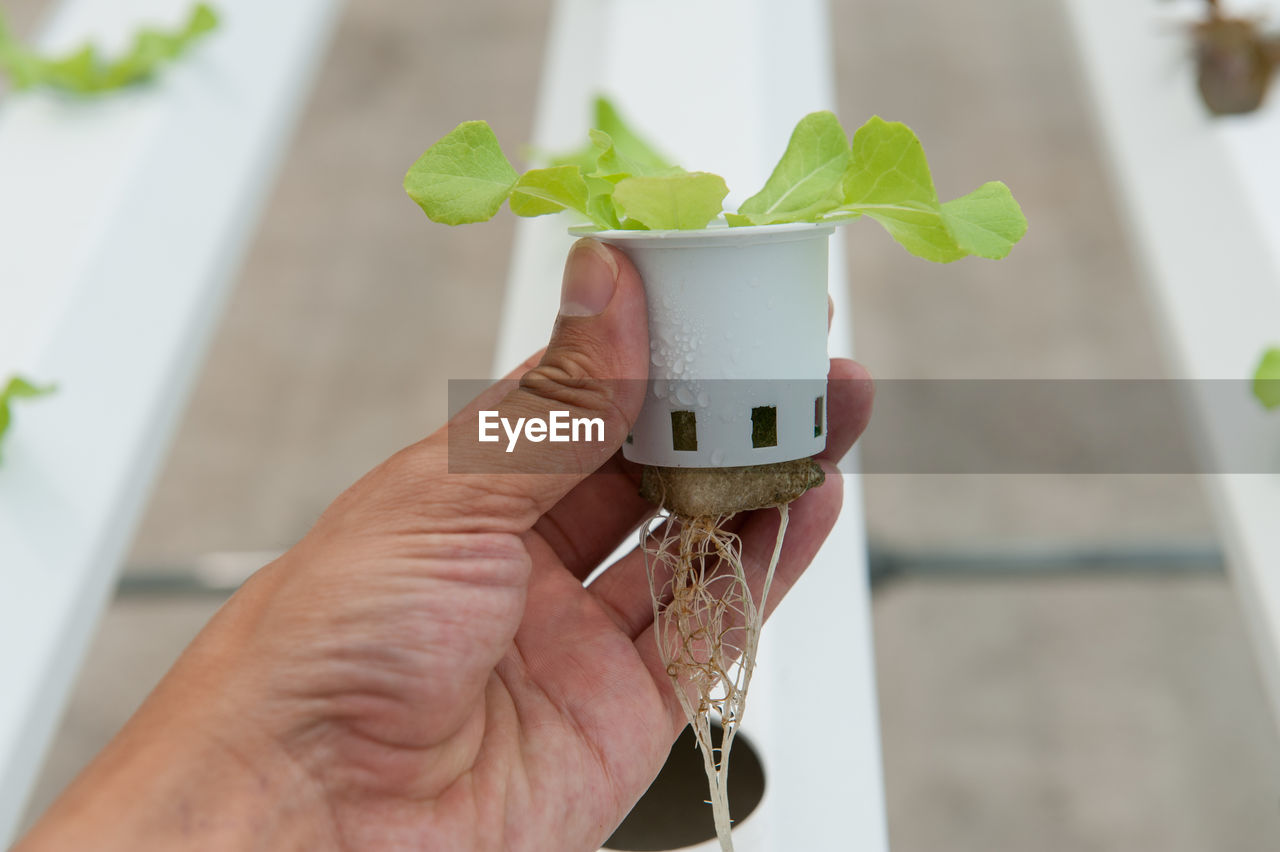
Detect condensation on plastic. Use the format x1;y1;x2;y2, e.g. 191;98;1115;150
579;222;833;468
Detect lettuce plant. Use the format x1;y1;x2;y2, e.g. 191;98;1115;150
0;3;217;95
404;97;1027;263
1255;347;1280;409
0;376;54;464
404;98;1027;852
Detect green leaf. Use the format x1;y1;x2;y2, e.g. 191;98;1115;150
588;129;637;178
404;121;519;225
529;98;690;229
509;166;590;218
4;377;54;399
1254;348;1280;410
403;106;1029;248
591;96;675;174
842;117;938;209
737;111;850;225
941;181;1028;260
613;172;728;230
579;129;684;230
0;18;42;88
0;376;56;465
580;131;633;230
0;4;219;95
835;116;964;262
844;201;967;262
584;174;624;230
548;97;677;176
832;116;1026;263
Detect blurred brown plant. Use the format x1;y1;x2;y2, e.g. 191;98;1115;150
1193;0;1280;115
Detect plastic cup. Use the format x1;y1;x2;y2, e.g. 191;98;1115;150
578;222;834;468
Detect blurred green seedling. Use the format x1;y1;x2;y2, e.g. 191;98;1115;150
0;3;217;95
0;376;55;464
1255;347;1280;410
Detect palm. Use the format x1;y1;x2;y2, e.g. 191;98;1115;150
254;454;680;850
250;375;857;850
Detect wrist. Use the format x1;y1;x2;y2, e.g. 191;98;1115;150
17;589;335;852
19;704;331;851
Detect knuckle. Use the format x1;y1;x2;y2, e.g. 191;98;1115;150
518;352;628;425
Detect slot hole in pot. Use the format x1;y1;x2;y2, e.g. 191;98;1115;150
671;410;698;452
751;406;777;448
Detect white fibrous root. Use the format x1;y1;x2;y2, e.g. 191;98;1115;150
641;504;790;852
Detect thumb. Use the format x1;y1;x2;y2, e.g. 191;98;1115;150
447;237;650;526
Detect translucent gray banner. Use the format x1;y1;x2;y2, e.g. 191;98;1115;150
446;379;1280;474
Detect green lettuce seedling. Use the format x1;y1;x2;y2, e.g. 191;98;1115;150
0;376;55;464
404;98;1027;852
1255;347;1280;410
404;97;1027;263
0;4;218;95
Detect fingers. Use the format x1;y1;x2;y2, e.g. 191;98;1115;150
820;358;874;463
530;453;656;581
445;348;546;425
586;360;874;636
534;347;870;585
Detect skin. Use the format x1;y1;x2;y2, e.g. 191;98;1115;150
18;239;874;852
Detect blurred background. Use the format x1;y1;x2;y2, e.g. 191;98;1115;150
7;0;1280;848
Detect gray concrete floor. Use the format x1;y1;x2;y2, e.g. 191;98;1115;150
875;574;1280;852
11;0;1280;848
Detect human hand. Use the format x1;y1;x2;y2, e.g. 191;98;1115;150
18;239;873;852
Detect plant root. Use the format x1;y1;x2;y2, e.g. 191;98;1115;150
641;504;791;852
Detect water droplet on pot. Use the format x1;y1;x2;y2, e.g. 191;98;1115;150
675;386;695;406
697;390;710;407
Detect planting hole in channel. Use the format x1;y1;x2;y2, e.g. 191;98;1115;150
603;720;766;851
814;395;824;437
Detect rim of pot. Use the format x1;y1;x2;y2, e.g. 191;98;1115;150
568;220;836;247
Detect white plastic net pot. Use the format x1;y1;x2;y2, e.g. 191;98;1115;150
581;222;834;470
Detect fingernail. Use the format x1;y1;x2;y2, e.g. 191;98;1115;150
560;239;619;317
